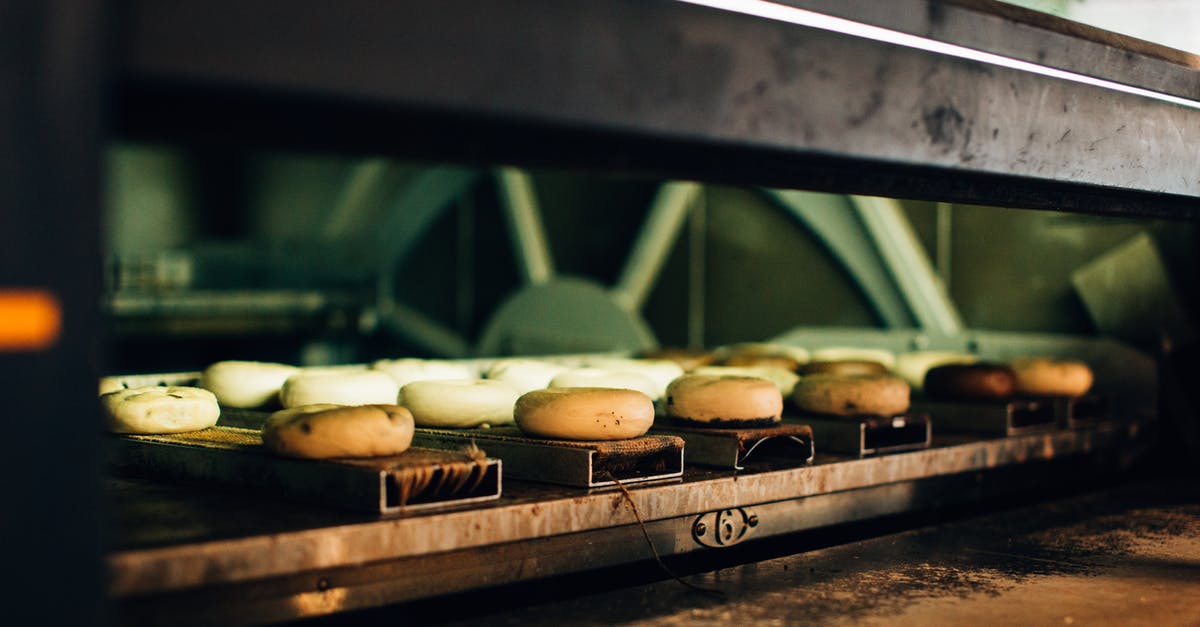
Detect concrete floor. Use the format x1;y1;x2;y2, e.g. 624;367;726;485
435;479;1200;626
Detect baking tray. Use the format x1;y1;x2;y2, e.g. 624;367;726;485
412;427;684;488
911;397;1057;436
790;412;931;457
649;421;814;469
107;426;501;514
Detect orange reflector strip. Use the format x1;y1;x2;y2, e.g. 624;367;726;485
0;289;62;351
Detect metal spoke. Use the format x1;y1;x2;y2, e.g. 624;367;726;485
850;195;964;336
612;181;700;312
495;167;555;285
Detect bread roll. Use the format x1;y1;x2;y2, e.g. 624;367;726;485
792;374;910;417
201;360;298;409
401;379;519;428
515;387;654;440
923;363;1016;401
102;386;220;434
665;374;782;427
1010;357;1094;397
262;404;414;458
280;370;400;408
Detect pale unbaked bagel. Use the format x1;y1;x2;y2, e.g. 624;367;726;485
280;370;399;408
792;374;910;417
515;387;654;440
550;368;660;400
401;379;519;428
665;374;782;427
201;360;299;409
371;358;477;387
894;351;979;391
810;347;896;370
262;404;415;458
99;376;127;396
102;386;220;434
691;365;800;396
577;358;685;400
1010;357;1094;397
485;359;569;395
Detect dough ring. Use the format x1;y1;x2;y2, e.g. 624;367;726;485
201;360;298;409
262;404;415;458
665;374;783;427
792;374;910;417
515;387;654;440
280;370;399;408
401;379;519;428
102;386;220;434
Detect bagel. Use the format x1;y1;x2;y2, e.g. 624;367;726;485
691;365;800;396
665;374;782;427
639;347;717;371
200;360;298;409
894;351;979;391
1010;357;1094;397
792;374;910;417
515;387;654;440
797;360;889;377
485;359;568;395
280;370;399;408
262;404;415;458
371;358;477;387
809;347;896;370
102;386;220;434
549;368;660;400
923;363;1016;401
401;379;519;428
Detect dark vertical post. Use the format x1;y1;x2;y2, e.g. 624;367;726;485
0;1;106;623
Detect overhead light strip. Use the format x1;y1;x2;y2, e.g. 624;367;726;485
677;0;1200;110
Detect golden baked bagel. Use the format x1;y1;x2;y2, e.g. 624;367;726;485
1010;357;1094;397
262;404;414;458
514;387;654;440
665;374;783;427
792;374;910;417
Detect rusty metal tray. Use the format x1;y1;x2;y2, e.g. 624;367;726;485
649;421;814;469
107;426;501;514
792;412;932;457
912;397;1057;436
412;427;684;488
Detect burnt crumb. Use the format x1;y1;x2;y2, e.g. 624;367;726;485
667;396;674;405
300;422;312;434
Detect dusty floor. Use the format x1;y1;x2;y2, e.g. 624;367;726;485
439;480;1200;626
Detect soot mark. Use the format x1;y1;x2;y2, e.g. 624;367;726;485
922;105;966;149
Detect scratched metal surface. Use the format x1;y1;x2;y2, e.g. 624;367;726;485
116;0;1200;217
429;478;1200;626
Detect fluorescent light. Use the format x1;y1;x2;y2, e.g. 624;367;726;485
676;0;1200;110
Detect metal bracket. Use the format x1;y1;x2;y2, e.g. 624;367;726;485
692;507;759;548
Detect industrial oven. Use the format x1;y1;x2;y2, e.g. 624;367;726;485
3;0;1198;625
